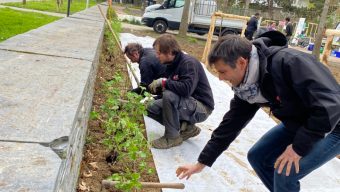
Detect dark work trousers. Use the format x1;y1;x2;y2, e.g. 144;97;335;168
245;30;255;41
147;90;212;139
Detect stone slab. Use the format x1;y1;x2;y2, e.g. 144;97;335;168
71;5;106;22
0;142;61;192
0;50;92;143
0;17;103;61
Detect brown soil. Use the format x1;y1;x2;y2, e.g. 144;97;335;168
77;31;160;192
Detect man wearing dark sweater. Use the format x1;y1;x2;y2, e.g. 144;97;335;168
245;13;260;41
285;17;294;43
147;34;215;149
124;43;166;95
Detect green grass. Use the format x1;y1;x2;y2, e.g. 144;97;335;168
0;8;60;42
122;18;141;25
2;0;99;14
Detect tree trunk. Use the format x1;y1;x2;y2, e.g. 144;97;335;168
178;0;191;37
216;0;228;12
244;0;250;16
312;0;330;61
23;0;26;5
268;0;273;20
223;0;229;12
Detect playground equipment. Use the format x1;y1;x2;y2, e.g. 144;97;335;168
201;11;249;64
321;29;340;65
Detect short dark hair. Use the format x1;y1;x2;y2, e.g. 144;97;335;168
208;35;252;68
153;34;181;55
124;43;143;55
285;17;290;22
255;13;260;16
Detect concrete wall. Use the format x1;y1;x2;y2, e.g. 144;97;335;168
0;5;107;192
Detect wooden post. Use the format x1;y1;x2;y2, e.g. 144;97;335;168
201;14;217;64
241;20;247;37
201;12;249;65
320;29;340;65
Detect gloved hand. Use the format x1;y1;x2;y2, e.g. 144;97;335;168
148;78;167;94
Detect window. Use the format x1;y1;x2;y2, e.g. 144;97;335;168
175;0;185;8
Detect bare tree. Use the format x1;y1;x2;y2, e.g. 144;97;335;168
312;0;331;61
244;0;250;16
217;0;229;12
268;0;274;19
179;0;191;37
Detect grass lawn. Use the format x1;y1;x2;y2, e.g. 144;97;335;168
0;8;60;42
1;0;99;14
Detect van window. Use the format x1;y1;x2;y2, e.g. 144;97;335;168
175;0;185;8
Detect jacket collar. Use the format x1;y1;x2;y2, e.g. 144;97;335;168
167;51;182;69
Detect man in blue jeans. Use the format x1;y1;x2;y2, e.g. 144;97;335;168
176;31;340;191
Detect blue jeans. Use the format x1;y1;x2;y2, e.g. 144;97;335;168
247;123;340;192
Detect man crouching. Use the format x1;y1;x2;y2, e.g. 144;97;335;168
147;34;215;149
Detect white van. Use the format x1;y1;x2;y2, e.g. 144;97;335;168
142;0;245;35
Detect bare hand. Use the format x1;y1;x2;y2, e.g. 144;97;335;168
274;144;301;176
176;162;206;180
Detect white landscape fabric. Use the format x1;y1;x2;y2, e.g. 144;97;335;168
120;33;340;192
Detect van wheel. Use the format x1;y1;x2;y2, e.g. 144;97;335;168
153;20;167;34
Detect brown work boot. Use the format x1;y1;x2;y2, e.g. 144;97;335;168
151;136;183;149
180;124;201;141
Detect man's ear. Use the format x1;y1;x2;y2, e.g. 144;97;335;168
132;51;139;58
237;57;248;70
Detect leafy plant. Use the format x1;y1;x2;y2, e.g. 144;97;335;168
93;10;155;191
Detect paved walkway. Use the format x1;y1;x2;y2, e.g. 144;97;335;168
0;0;30;3
0;4;66;17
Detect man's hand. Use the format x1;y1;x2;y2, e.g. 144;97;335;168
176;162;206;180
148;78;166;94
274;144;301;176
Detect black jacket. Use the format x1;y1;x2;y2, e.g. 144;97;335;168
198;31;340;167
131;48;166;95
285;22;293;36
139;48;166;86
164;52;214;111
246;16;258;32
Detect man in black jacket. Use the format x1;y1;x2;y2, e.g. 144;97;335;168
245;13;260;41
176;31;340;191
285;17;294;43
147;34;214;149
124;43;166;95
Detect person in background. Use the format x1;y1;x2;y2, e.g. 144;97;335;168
176;31;340;192
146;34;214;149
124;43;166;95
285;17;294;43
245;13;260;41
267;22;277;31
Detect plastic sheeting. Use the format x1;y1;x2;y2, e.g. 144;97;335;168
120;33;340;192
